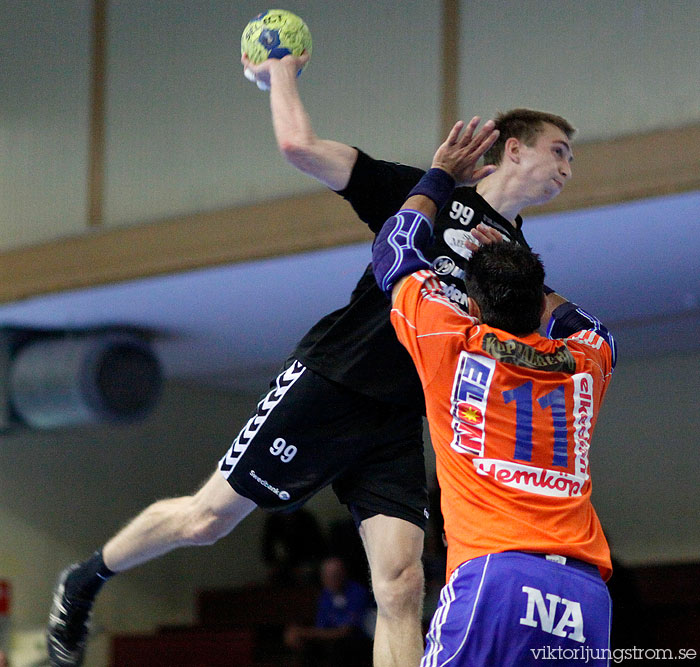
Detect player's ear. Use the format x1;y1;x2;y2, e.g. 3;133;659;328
504;136;521;163
467;297;482;322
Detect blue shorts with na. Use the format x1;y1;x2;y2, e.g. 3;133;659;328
422;551;612;667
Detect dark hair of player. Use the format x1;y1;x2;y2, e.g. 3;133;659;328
483;108;576;165
465;242;545;336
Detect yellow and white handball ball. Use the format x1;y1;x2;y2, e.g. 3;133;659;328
241;9;312;65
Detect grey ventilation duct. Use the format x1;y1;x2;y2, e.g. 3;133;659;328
9;333;162;429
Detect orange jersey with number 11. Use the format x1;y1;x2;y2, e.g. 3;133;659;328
391;271;614;581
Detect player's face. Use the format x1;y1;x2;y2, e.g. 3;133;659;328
517;123;573;204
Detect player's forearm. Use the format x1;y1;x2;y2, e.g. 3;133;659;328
383;195;437;304
402;194;438;220
547;300;608;338
372;208;434;300
268;59;356;190
268;59;316;156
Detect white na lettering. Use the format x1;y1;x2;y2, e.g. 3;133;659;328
519;586;586;643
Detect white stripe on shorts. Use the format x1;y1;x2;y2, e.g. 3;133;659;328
421;554;491;667
218;360;306;478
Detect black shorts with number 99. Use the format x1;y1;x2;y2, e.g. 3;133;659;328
218;358;428;530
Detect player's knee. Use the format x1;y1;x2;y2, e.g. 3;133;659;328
372;560;424;618
183;498;237;546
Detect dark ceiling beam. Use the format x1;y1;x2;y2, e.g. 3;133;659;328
87;0;108;228
440;0;459;140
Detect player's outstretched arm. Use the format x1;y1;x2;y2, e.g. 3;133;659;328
242;53;357;191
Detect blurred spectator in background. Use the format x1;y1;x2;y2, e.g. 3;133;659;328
284;556;372;666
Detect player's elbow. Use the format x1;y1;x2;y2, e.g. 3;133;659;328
278;135;316;168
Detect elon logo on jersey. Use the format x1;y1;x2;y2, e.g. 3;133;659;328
450;353;495;455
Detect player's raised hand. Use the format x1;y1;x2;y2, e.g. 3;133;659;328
464;222;504;254
242;52;310;90
431;118;499;186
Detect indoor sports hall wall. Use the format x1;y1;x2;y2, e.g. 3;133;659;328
0;380;355;664
455;0;699;142
0;0;441;248
2;1;698;249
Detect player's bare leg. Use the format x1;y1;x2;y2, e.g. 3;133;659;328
48;471;256;666
360;514;425;667
103;470;256;570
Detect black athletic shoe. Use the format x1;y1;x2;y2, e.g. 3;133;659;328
47;564;94;667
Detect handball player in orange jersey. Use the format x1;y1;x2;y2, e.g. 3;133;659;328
373;121;617;666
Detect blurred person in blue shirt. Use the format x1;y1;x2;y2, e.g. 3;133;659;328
284;556;372;666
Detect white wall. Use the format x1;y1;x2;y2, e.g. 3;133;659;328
457;0;700;141
0;0;442;248
0;0;92;248
103;0;441;227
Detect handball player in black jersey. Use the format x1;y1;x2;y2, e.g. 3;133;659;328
47;52;573;667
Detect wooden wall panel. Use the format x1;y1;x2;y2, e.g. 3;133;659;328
1;123;697;304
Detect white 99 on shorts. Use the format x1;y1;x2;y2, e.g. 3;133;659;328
270;437;297;463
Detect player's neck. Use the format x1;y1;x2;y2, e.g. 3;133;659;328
475;172;528;226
